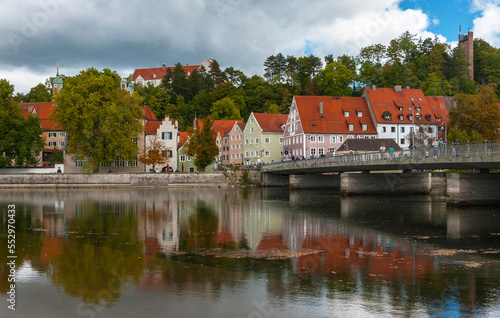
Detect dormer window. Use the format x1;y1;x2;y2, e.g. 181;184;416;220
398;114;404;121
344;111;349;117
382;111;392;121
416;114;422;122
348;124;354;131
425;114;432;122
407;114;413;121
362;124;367;131
357;111;363;117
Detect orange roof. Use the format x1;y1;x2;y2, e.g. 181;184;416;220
177;131;189;149
364;87;447;125
131;64;202;81
142;105;157;121
294;96;378;134
20;102;62;131
145;121;162;135
252;113;288;132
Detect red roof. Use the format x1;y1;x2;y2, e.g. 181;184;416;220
20;102;62;131
294;96;377;134
145;121;161;135
177;131;189;149
131;65;202;81
142;105;157;121
364;87;447;125
252;113;288;132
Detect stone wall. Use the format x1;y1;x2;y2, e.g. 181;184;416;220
0;173;227;188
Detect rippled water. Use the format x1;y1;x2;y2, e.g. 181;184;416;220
1;188;500;318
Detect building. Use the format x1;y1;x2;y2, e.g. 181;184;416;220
243;113;288;165
130;58;213;87
212;120;243;166
362;86;448;148
336;138;402;159
144;116;179;172
283;96;378;160
459;30;474;80
227;122;246;165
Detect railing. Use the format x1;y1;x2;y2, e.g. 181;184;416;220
263;141;500;171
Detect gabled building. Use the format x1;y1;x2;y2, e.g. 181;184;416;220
212;120;243;165
243;113;288;165
336;138;402;158
131;58;213;87
283;96;378;160
362;86;449;148
228;122;246;165
144;116;179;172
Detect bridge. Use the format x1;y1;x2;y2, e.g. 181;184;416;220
262;141;500;206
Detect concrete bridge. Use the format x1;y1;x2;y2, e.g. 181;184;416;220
262;142;500;206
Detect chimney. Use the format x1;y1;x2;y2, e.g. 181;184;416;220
319;101;323;116
394;85;402;92
372;85;376;91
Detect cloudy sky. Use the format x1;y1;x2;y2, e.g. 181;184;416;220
1;0;499;94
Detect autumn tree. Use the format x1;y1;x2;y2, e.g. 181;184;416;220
184;117;219;172
449;84;500;141
53;68;143;173
139;135;171;172
0;79;44;167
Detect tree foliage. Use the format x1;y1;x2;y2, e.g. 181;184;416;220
0;79;44;167
184;117;219;171
53;68;143;173
138;135;170;171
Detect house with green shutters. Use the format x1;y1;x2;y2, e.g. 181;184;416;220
242;113;288;165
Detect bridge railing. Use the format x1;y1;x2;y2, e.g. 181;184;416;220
263;141;500;171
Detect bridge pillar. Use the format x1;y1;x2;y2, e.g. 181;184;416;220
289;174;340;190
447;173;500;206
262;173;289;187
340;172;431;195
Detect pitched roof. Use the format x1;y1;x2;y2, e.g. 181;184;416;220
177;131;189;149
145;121;162;135
364;87;447;125
337;138;402;152
131;64;202;81
294;96;378;134
252;113;288;132
141;105;157;121
20;102;62;130
237;122;246;131
212;120;243;137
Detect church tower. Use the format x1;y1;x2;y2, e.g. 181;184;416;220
52;64;63;96
458;30;474;80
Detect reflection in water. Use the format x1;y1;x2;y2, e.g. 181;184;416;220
0;188;499;317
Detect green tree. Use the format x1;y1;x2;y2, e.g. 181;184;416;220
210;97;242;120
26;83;52;102
449;84;500;141
184;117;219;171
0;79;44;167
53;68;143;173
319;61;355;96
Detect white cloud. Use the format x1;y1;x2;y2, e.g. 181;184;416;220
472;0;500;46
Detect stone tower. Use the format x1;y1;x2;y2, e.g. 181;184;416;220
458;30;474;80
52;64;63;96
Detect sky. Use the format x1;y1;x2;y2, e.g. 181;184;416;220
1;0;499;94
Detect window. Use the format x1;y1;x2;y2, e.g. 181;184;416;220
187;156;191;161
318;148;324;155
162;132;172;140
401;127;405;133
348;135;354;139
231;135;235;140
48;142;56;147
382;126;387;133
356;135;361;139
250;118;254;124
75;158;84;168
250;127;254;133
59;132;66;138
362;124;367;131
128;157;138;167
48;132;56;138
279;138;283;144
265;151;270;157
338;136;343;143
280;151;283;157
250;138;253;144
318;135;324;143
330;136;336;143
348;124;354;131
232;144;235;150
400;139;405;145
344;111;349;117
391;127;396;133
245;139;249;144
255;138;259;144
245;152;249;157
310;148;316;155
399;114;404;121
115;158;125;167
58;141;65;147
428;126;433;133
180;155;186;162
132;138;138;145
189;167;195;172
250;151;254;157
101;162;112;167
264;137;270;144
364;135;370;139
310;135;316;142
231;154;234;159
329;147;335;154
357;111;363;117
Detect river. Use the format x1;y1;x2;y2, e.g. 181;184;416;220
0;188;499;318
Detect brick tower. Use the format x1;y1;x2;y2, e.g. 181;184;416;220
458;30;474;80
